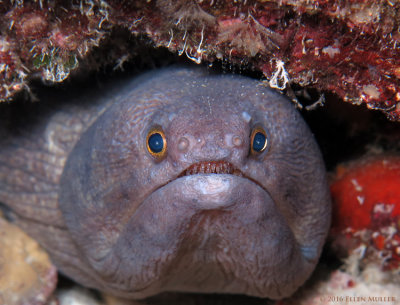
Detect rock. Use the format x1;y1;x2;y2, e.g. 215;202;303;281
279;268;399;305
0;217;57;305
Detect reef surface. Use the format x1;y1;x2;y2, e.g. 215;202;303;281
1;0;400;119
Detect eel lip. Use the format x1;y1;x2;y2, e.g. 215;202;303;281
178;161;243;177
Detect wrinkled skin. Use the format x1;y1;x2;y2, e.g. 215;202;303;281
0;67;331;300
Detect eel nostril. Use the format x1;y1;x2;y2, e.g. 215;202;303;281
178;137;189;152
225;134;244;149
232;135;243;147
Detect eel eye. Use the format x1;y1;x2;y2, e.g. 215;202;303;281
146;127;167;159
250;126;268;154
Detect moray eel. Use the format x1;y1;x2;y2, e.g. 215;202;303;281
0;67;331;300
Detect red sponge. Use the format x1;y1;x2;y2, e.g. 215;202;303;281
330;155;400;271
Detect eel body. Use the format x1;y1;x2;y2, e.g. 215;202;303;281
0;67;331;300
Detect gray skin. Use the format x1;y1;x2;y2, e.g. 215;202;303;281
0;67;331;300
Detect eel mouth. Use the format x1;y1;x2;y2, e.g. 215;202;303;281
178;161;243;177
177;161;266;193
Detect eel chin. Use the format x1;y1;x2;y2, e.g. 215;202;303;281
104;162;308;299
